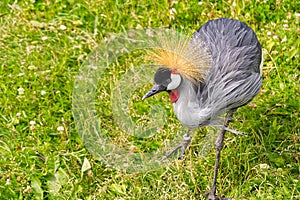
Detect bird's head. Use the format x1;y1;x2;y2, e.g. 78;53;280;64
142;30;212;103
142;68;182;103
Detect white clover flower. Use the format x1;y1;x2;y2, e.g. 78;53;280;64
41;90;46;95
28;65;37;70
41;36;47;41
29;120;36;125
259;163;270;169
281;35;287;43
17;87;25;95
59;25;67;30
16;112;21;117
57;126;64;132
6;178;11;185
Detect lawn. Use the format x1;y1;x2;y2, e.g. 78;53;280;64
0;0;299;199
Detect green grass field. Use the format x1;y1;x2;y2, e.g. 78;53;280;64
0;0;299;199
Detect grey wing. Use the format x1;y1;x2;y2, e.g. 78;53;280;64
195;18;262;74
207;71;262;115
194;18;262;116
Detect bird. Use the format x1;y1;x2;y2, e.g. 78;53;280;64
142;18;262;200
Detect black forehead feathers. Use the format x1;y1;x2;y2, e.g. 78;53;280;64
154;67;172;85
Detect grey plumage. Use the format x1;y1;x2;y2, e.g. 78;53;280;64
143;18;262;200
174;18;262;128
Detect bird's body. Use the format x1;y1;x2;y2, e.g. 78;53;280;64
172;18;262;128
143;18;262;200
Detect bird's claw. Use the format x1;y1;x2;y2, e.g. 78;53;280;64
205;191;232;200
164;134;192;160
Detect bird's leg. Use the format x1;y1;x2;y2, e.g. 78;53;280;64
165;129;192;159
207;110;235;200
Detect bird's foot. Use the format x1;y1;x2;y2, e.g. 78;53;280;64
205;191;232;200
212;125;245;136
164;134;192;160
223;127;245;136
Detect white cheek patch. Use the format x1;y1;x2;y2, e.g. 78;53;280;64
167;74;181;90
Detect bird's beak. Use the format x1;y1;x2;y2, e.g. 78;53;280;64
142;84;167;100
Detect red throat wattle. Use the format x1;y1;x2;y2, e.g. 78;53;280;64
169;89;180;103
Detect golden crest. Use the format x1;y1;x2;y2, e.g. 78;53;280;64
147;29;212;82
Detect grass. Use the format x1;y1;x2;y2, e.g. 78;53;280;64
0;0;299;199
